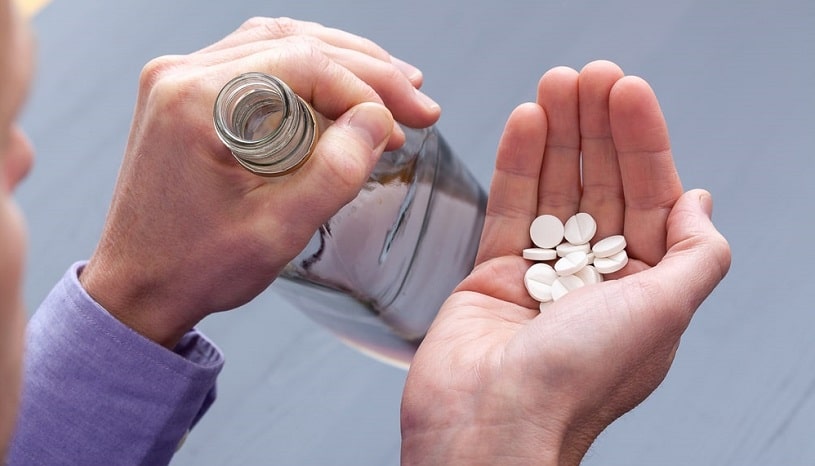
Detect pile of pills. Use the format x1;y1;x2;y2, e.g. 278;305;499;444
523;212;628;310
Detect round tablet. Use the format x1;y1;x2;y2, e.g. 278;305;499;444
554;251;589;276
524;263;557;302
593;250;629;274
551;275;585;301
524;262;558;286
556;241;591;257
526;280;553;303
564;213;597;245
522;248;558;261
592;234;627;258
529;214;564;249
574;264;603;285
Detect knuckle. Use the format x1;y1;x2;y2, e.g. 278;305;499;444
238;16;267;31
382;63;407;86
141;68;210;135
268;17;300;36
239;16;303;38
139;55;183;93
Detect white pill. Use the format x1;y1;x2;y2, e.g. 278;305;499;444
526;280;553;302
551;275;585;301
524;263;557;286
564;213;597;245
574;264;603;285
530;214;564;249
554;251;589;276
586;252;595;264
556;241;591;257
592;234;627;258
523;248;558;261
524;263;557;302
593;250;629;274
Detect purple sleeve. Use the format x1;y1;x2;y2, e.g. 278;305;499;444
7;262;225;465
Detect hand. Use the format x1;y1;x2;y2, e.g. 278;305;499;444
78;17;441;347
400;61;731;465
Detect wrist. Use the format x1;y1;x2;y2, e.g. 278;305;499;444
400;395;579;466
401;423;564;466
400;371;604;466
79;256;195;349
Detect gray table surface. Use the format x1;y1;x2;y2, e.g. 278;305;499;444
18;0;814;464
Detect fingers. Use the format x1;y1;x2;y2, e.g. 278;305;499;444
609;76;683;266
664;190;732;293
536;67;581;222
274;102;395;236
197;17;390;62
307;44;439;128
476;102;548;265
482;61;682;276
195;17;429;111
148;17;438;158
577;60;625;240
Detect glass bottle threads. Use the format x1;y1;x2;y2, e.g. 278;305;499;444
214;72;318;176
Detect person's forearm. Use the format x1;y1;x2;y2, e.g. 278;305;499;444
8;262;223;465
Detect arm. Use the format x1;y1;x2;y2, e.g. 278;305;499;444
11;17;441;465
400;60;731;465
79;17;440;350
8;263;222;465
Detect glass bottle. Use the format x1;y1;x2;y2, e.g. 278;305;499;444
214;72;487;368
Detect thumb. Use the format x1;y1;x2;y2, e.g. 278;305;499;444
286;102;394;229
653;189;732;312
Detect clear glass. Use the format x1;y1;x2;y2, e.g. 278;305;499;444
214;73;487;368
214;72;317;176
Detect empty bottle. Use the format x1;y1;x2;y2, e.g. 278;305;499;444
214;72;486;368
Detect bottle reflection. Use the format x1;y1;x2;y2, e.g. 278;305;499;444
214;73;486;368
276;127;486;369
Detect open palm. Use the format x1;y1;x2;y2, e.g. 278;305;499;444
401;61;731;465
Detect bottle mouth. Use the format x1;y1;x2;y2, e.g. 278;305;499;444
215;73;290;144
214;72;317;176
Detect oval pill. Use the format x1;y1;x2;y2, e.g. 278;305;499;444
593;250;628;274
530;214;565;249
592;234;627;258
564;213;597;245
554;251;589;276
523;248;558;261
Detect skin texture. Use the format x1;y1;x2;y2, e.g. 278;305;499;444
400;61;731;465
0;4;731;463
0;1;35;458
0;9;439;455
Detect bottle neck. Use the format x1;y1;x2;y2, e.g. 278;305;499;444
213;72;318;176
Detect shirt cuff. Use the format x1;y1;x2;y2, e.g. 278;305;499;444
8;261;224;466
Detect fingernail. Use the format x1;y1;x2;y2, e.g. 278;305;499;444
391;56;423;83
414;88;440;112
346;103;393;150
699;191;713;218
